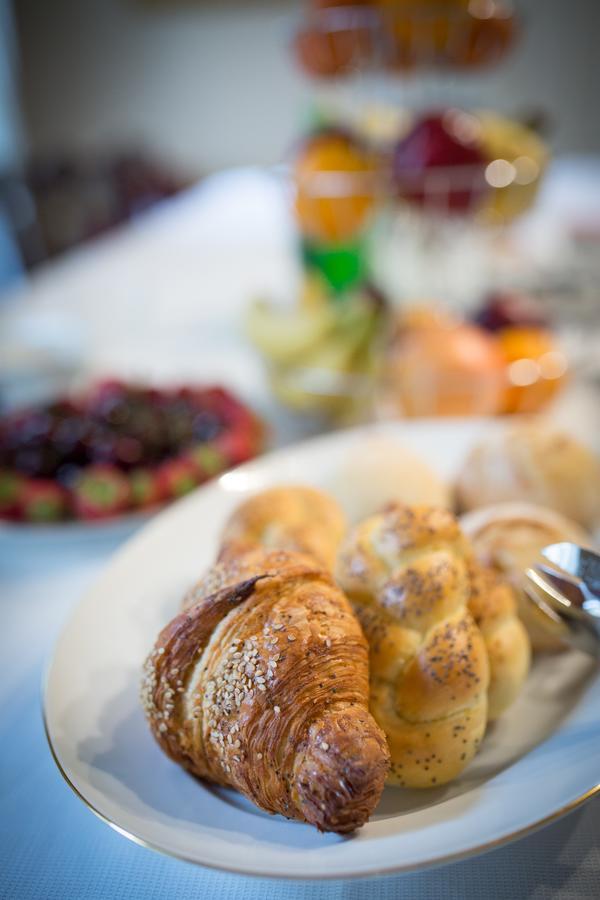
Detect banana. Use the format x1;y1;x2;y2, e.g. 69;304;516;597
249;275;387;417
268;300;379;414
245;298;337;365
298;271;331;313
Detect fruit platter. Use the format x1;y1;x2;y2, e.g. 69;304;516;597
256;103;552;421
290;112;548;254
293;0;519;79
0;380;264;526
263;1;555;420
247;265;568;421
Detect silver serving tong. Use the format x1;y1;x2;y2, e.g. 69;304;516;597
524;542;600;658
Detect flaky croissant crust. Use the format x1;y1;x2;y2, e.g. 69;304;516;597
142;549;389;833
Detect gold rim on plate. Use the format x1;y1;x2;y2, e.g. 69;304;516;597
42;679;600;881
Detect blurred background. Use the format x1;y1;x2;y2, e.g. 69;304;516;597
3;8;600;898
2;0;600;277
10;0;600;173
1;0;599;528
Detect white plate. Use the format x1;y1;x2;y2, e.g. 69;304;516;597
44;419;600;880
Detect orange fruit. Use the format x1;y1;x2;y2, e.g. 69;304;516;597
294;1;376;79
374;1;516;71
375;1;451;71
498;326;568;413
294;24;374;79
456;12;517;69
375;1;466;70
294;131;377;243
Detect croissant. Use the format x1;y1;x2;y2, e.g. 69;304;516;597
336;504;490;788
467;562;530;720
218;485;346;571
141;548;390;833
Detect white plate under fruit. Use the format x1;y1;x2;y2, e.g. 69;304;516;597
43;419;600;880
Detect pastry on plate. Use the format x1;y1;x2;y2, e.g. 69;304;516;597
461;502;591;651
219;485;346;571
455;421;600;530
336;504;490;787
331;436;451;523
467;561;530;720
142;548;390;833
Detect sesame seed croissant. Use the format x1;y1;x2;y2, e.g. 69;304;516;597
336;504;490;788
141;549;390;833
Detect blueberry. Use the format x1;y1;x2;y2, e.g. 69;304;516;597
192;411;221;443
55;462;81;487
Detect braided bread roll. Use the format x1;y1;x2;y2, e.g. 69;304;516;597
467;562;530;720
219;486;346;570
142;549;390;833
336;504;490;788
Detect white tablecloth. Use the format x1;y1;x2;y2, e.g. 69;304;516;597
1;164;599;899
1;545;599;900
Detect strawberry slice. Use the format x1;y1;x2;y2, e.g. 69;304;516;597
157;457;199;499
72;464;131;519
0;470;25;519
20;479;68;523
129;468;164;509
186;443;226;480
215;426;259;467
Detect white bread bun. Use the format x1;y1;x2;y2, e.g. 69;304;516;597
461;502;591;651
331;437;451;524
455;421;600;531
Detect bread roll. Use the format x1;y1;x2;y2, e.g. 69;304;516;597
336;504;489;787
331;437;451;523
219;485;346;571
455;421;600;530
467;562;530;719
461;502;591;651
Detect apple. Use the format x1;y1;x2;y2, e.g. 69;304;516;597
392;111;488;214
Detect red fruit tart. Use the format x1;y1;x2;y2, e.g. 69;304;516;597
0;381;265;523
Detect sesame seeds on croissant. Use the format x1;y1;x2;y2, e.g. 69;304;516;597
142;549;389;833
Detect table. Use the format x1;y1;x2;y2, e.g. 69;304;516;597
2;545;599;900
1;165;600;900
